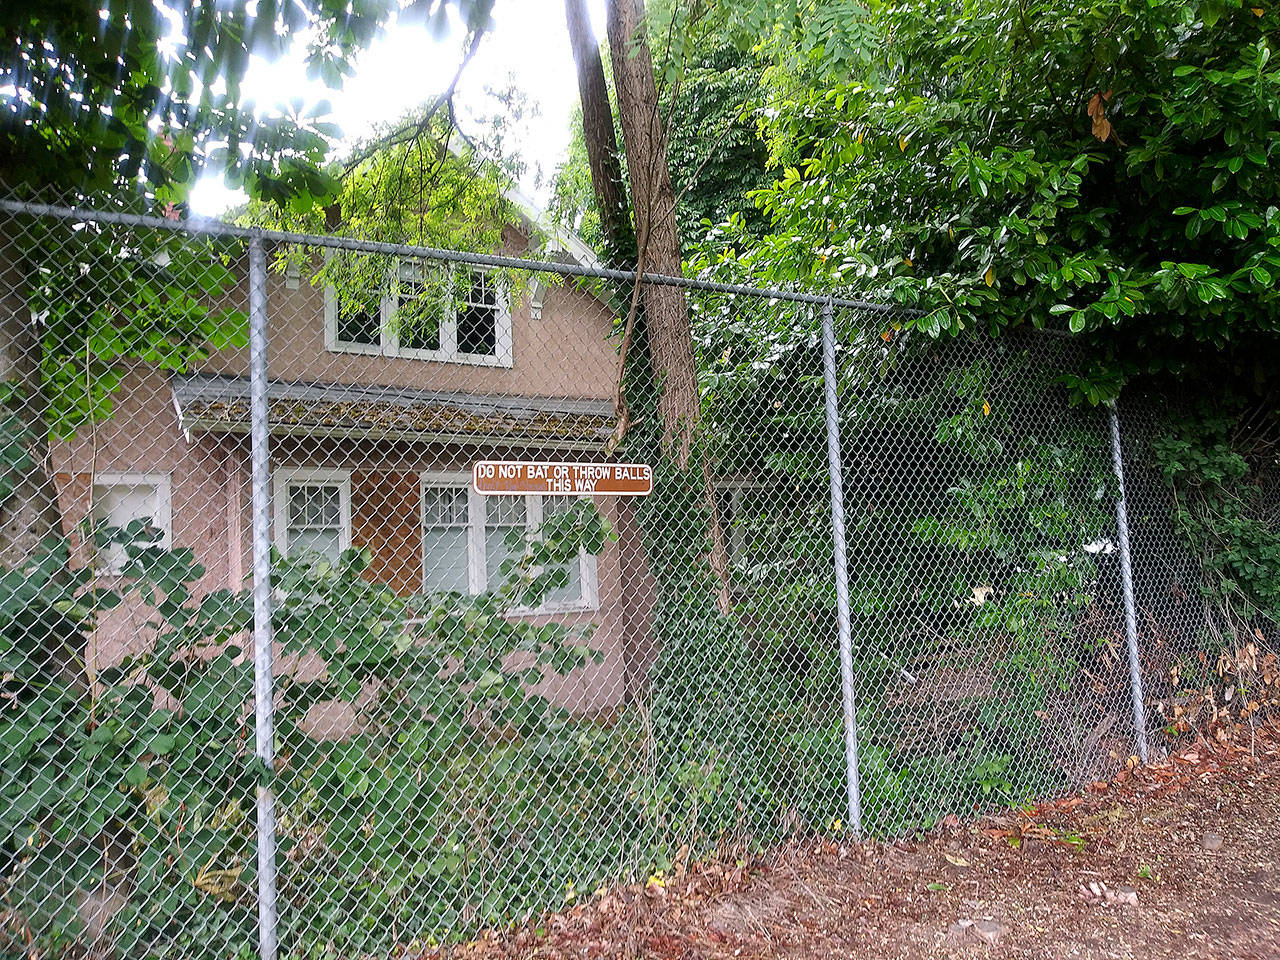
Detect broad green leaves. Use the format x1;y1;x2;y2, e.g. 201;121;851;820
712;0;1280;400
0;502;612;956
0;0;496;206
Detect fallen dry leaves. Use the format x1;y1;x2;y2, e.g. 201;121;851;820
422;716;1280;960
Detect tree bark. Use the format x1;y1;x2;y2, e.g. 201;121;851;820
605;0;698;467
604;0;731;613
566;0;655;698
0;211;62;573
565;0;632;260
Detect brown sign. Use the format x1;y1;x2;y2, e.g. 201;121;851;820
472;460;653;496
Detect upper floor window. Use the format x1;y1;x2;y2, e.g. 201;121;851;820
324;258;512;367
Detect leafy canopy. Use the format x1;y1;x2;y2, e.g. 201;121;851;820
550;0;774;252
0;0;494;205
729;0;1280;398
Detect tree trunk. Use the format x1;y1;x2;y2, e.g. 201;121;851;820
566;0;655;698
0;211;62;573
564;0;632;262
604;0;731;612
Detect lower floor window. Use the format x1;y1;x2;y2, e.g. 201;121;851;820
421;473;598;610
269;467;598;610
421;484;470;593
273;468;352;564
90;473;172;574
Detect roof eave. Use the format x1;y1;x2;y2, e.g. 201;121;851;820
178;417;611;453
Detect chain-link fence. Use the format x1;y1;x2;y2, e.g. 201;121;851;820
0;195;1211;959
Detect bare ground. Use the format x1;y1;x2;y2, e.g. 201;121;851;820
434;718;1280;960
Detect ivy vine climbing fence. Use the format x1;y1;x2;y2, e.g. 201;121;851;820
0;195;1190;960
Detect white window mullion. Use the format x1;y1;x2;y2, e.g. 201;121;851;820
381;290;397;357
495;278;513;367
467;487;484;594
580;549;598;609
441;266;459;357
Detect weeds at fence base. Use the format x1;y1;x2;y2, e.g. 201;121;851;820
424;714;1279;960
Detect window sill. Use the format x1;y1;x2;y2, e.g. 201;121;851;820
326;342;513;368
504;600;599;618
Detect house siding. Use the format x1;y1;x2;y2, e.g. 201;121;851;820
351;468;423;595
45;226;644;730
197;239;619;402
50;369;638;724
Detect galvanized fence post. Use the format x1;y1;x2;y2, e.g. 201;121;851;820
249;235;280;960
1108;397;1150;764
821;298;863;836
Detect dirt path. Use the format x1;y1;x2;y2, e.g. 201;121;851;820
438;720;1280;960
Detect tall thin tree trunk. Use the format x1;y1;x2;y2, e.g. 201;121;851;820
0;212;62;572
565;0;631;261
565;0;659;698
604;0;731;613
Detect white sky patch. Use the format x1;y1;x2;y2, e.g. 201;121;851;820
189;0;606;216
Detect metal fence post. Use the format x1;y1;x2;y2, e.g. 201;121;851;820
249;235;280;960
821;298;863;836
1108;398;1150;764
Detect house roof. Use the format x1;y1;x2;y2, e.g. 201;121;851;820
503;184;601;270
172;373;616;450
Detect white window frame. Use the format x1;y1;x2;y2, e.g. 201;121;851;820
324;257;513;367
90;472;172;575
273;467;352;560
321;251;385;357
418;471;598;613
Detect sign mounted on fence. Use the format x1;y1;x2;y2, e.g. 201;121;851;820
473;460;653;496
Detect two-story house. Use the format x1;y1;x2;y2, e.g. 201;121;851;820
49;196;650;732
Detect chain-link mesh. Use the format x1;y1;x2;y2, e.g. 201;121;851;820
1;199;257;957
0;194;1189;959
1116;388;1280;739
829;327;1149;835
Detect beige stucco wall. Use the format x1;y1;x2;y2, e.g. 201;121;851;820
53;365;250;675
49;232;640;727
196;233;621;401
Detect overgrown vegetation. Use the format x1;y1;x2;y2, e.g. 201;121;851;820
704;0;1280;402
4;0;1279;954
1;506;624;957
691;308;1130;835
1152;395;1280;648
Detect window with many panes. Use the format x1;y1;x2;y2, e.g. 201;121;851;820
273;468;351;564
419;474;597;610
421;484;470;594
324;258;511;366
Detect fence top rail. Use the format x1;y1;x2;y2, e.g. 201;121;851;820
0;197;911;315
